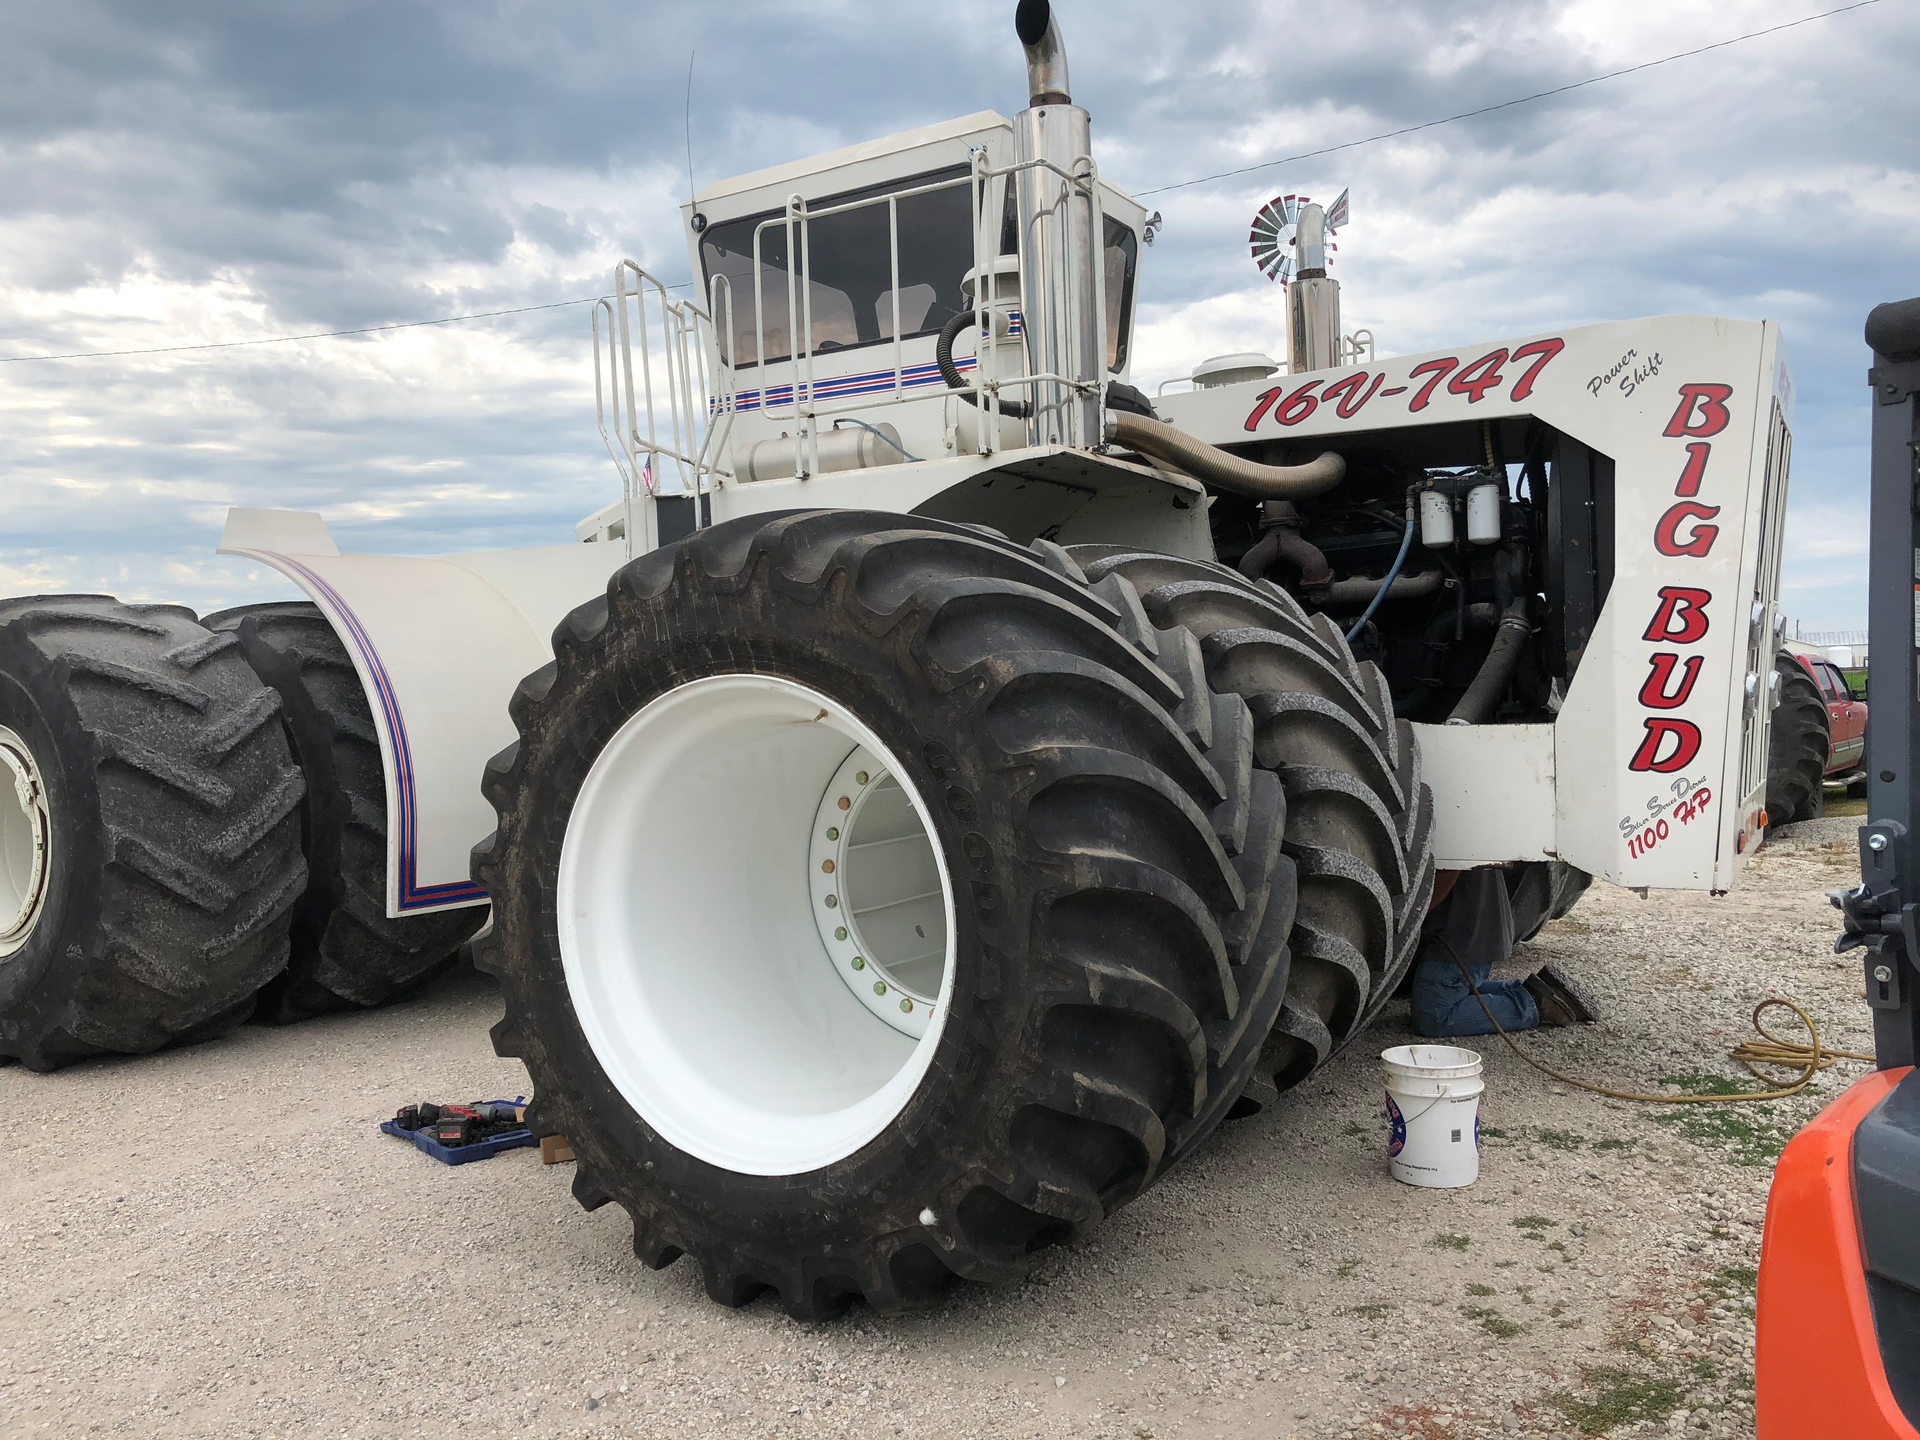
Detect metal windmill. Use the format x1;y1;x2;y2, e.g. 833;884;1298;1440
1250;188;1349;284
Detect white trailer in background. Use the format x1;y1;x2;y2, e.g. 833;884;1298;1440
0;0;1801;1318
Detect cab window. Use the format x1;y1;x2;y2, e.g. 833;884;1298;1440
701;166;973;368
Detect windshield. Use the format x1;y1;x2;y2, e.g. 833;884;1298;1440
701;165;974;369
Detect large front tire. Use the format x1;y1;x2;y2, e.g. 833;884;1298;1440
474;513;1293;1316
0;597;306;1070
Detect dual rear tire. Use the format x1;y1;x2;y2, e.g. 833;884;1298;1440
0;598;307;1069
475;512;1429;1314
0;595;484;1067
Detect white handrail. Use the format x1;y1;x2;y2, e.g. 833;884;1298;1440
593;261;735;555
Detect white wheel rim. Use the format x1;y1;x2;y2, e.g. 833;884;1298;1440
0;724;52;962
807;748;949;1039
557;674;957;1177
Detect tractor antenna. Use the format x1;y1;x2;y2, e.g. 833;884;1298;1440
684;48;698;214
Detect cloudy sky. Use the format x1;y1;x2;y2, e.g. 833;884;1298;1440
1;0;1913;630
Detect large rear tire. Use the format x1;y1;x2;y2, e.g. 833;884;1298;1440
0;597;306;1070
1765;653;1829;827
474;512;1294;1316
1066;550;1434;1095
204;603;484;1021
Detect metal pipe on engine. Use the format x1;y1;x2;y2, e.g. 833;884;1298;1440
1239;504;1333;589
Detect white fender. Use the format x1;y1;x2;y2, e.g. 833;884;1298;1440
219;509;625;917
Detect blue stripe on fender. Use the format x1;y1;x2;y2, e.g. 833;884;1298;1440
266;552;490;913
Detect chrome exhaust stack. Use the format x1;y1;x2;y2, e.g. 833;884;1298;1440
1018;0;1070;104
1011;0;1101;449
1287;202;1343;373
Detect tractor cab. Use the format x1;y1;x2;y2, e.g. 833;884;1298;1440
680;111;1148;473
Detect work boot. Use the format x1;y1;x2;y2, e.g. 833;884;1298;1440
1523;965;1597;1026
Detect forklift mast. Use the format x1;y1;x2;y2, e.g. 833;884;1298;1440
1755;296;1920;1440
1857;295;1920;1065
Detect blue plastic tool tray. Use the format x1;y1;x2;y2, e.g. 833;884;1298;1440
381;1097;535;1166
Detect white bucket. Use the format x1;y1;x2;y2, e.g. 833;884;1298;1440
1381;1044;1485;1188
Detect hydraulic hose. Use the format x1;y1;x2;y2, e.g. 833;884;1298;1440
936;311;1031;420
1445;596;1532;725
1344;512;1416;644
1105;410;1345;500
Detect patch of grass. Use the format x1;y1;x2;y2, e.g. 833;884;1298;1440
1537;1127;1586;1151
1341;1302;1394;1321
1718;1264;1759;1292
1494;1259;1517;1269
1551;915;1594;935
1548;1240;1569;1254
1648;1084;1796;1167
1481;1125;1509;1139
1216;1324;1231;1339
1336;1259;1360;1278
1431;1233;1471;1252
1592;1137;1633;1151
1691;1358;1718;1380
1513;1215;1558;1233
1460;1304;1523;1338
1700;1264;1760;1307
1660;1071;1754;1096
1826;793;1868;818
1550;1366;1685;1435
1465;1283;1496;1297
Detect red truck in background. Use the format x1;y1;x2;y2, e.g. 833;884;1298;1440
1767;642;1868;825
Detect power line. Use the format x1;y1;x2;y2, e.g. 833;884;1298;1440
1135;0;1885;196
0;296;606;364
0;0;1883;362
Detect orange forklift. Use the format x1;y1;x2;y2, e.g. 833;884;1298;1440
1756;298;1920;1439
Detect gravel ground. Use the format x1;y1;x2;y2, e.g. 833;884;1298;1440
0;833;1878;1440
